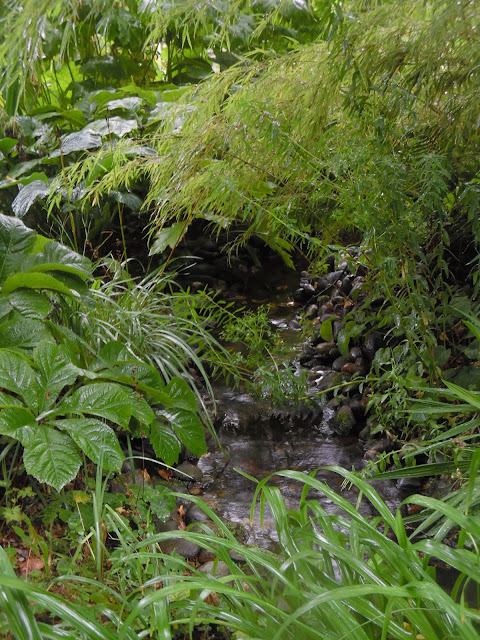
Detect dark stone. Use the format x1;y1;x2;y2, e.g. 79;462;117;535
159;537;201;559
314;278;333;296
199;560;231;579
185;503;210;525
325;254;336;272
174;462;204;482
303;283;316;297
333;320;344;341
341;362;361;374
332;357;351;372
315;341;336;355
288;317;301;330
341;275;355;295
363;332;384;360
305;304;319;319
330;405;356;435
397;477;425;491
326;270;344;284
293;287;309;304
349;346;363;360
355;263;368;278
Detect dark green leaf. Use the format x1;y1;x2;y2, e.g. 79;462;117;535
128;483;176;520
149;222;187;256
6;290;50;319
12;180;51;217
161;409;206;456
0;213;37;284
0;407;36;444
0;313;52;353
55;419;123;472
1;272;79;297
23;425;81;491
50;130;102;157
34;343;79;412
0;350;38;407
150;420;181;466
60;382;133;428
0;138;18;155
165;377;197;412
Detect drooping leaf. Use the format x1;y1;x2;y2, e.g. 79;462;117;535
149;222;187;256
60;382;133;428
116;191;143;212
165;377;197;412
34;342;80;412
161;409;206;456
1;272;79;297
55;419;123;472
0;350;38;407
149;420;181;466
11;180;51;217
28;240;92;279
0;407;36;444
23;425;81;491
0;213;37;284
49;130;102;157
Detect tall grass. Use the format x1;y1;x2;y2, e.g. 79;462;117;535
1;466;480;639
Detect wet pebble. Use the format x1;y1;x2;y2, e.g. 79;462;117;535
332;357;351;372
185;503;211;525
330;404;356;436
174;461;204;482
199;560;231;579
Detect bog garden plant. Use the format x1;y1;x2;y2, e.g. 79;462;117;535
0;0;480;637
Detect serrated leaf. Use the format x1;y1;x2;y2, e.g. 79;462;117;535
34;343;79;412
6;289;51;319
149;222;187;256
149;420;181;466
55;419;123;472
29;240;92;278
128;483;176;519
49;130;102;157
165;377;197;412
12;180;51;217
23;425;81;491
0;213;37;283
161;409;206;456
0;350;38;407
0;313;52;353
60;382;133;428
89;117;138;137
1;272;78;297
0;407;36;444
125;389;155;426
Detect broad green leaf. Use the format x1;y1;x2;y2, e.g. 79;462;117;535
1;272;78;297
23;425;81;491
149;420;181;466
128;483;176;520
23;240;92;279
165;377;197;412
125;389;155;426
0;137;18;155
0;350;38;407
93;341;132;369
0;407;36;444
11;180;51;217
55;419;123;472
0;313;52;353
101;97;143;112
89;117;138;137
149;222;187;256
0;391;22;406
60;382;133;428
320;317;334;342
0;213;37;284
6;289;50;319
161;409;206;456
34;343;79;412
49;130;102;157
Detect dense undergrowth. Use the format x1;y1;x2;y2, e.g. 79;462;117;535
1;0;480;638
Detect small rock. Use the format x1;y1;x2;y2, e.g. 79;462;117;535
315;341;336;355
159;537;201;559
305;304;318;319
397;477;425;491
330;405;356;435
332;357;351;372
174;462;204;482
325;254;336;272
185;503;210;525
198;560;231;579
198;548;216;564
349;346;363;360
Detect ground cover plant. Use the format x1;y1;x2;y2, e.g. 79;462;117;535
1;0;480;638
